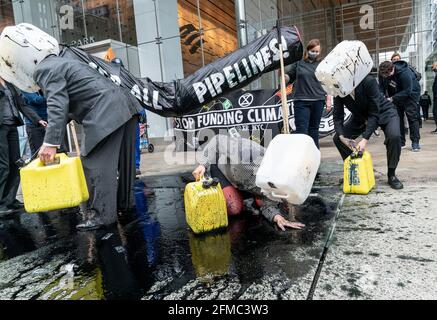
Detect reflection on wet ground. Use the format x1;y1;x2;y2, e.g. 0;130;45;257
0;174;341;300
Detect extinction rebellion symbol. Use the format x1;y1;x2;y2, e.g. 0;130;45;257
238;93;254;107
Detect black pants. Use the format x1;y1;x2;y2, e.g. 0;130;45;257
26;124;69;156
396;99;421;145
0;125;21;209
81;116;137;225
333;115;401;173
293;100;325;149
26;124;45;156
420;104;429;120
417;102;422;127
433;99;437;128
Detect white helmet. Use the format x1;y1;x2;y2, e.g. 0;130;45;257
0;23;59;92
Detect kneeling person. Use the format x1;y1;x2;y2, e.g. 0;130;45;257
192;133;305;231
333;74;403;190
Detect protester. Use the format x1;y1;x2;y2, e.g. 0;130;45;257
333;74;404;190
192;132;305;231
419;91;432;121
379;60;421;152
0;25;143;229
285;39;331;149
0;76;45;215
432;62;437;133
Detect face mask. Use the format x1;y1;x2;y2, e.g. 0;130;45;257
308;51;318;60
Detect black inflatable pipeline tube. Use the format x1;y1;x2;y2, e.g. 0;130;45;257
61;26;303;117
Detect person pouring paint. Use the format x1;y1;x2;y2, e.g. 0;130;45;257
0;24;143;230
314;41;404;190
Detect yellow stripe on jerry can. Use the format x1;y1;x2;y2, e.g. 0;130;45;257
20;153;89;213
343;151;375;195
184;177;228;234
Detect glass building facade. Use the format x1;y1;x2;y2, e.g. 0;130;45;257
1;0;436;137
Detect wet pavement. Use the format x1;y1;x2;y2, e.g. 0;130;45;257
314;184;437;300
0;171;341;300
3;146;436;300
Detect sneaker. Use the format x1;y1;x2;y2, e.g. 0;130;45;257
401;143;406;149
412;143;421;152
388;176;404;190
136;168;142;176
431;129;437;134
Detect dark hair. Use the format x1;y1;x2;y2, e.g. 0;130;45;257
379;61;394;77
303;39;321;62
391;53;401;61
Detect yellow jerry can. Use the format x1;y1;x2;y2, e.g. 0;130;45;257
184;177;228;234
343;151;375;195
20;153;89;213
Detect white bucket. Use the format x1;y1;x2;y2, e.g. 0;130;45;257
256;134;321;205
315;40;373;97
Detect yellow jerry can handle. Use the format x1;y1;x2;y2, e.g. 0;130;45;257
350;150;364;159
36;153;69;168
197;175;219;189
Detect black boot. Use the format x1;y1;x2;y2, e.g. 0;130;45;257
388;175;403;190
7;200;24;210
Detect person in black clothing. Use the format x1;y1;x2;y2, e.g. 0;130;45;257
419;91;432;121
379;61;421;152
432;62;437;133
333;74;403;190
0;77;45;215
285;39;331;149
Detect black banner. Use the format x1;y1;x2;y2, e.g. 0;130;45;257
173;87;352;151
59;26;303;117
173;90;285;132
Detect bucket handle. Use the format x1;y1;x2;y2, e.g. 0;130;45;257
271;191;289;199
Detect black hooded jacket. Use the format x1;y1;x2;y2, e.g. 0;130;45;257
379;61;421;104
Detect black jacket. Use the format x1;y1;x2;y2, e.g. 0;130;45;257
34;55;142;156
419;94;432;107
334;75;397;140
0;81;42;127
379;61;421;104
286;60;326;101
